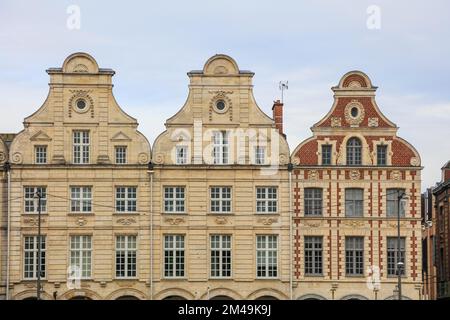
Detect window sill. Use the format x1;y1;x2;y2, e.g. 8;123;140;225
163;212;188;215
113;212;139;215
255;213;279;215
304;274;324;278
255;277;279;280
162;277;187;280
23;213;48;216
115;277;138;280
68;212;93;215
208;213;234;215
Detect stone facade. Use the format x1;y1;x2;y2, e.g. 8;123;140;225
291;71;423;300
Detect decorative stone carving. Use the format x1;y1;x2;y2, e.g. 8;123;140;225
75;217;87;226
410;157;420;166
368;117;379;127
347;80;362;88
153;153;164;164
164;217;185;225
331;117;342;127
344;100;365;126
116;218;136;225
73;64;89;73
292;156;300;165
138;152;150;164
391;170;401;181
279;154;288;165
308;170;319;180
11;152;23;164
301;220;322;228
24;217;46;226
117;281;135;288
0;151;5;162
215;217;228;225
68;90;94;117
257;217;278;225
343;220;364;227
388;221;407;228
208;90;233;121
350;170;361;180
213;66;228;75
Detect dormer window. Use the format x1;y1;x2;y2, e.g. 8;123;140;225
176;146;188;165
213;131;229;165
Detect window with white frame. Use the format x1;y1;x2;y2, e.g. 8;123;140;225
210;187;231;213
377;145;387;166
176;146;188;164
346;137;362;165
304;236;323;276
210;235;231;278
345;188;364;217
321;144;332;165
70;235;92;279
73;131;90;164
115;187;137;212
70;187;92;213
35;146;47;164
164;235;185;278
304;188;323;216
115;146;127;164
256;235;278;278
345;236;364;276
386;188;406;218
115;235;137;278
24;186;47;213
254;146;266;165
164;186;185;213
256;187;277;213
213;131;229;164
387;237;406;276
23;235;46;279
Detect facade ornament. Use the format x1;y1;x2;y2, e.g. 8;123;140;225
343;220;365;227
153;153;164;164
0;151;5;163
75;217;87;226
116;218;136;225
215;217;228;225
138;152;150;164
331;117;342;127
24;217;46;226
308;170;319;180
368;117;379;127
292;156;300;165
388;221;407;228
11;152;23;164
391;170;401;181
344;100;365;127
257;217;278;225
68;90;94;118
301;220;322;228
164;217;185;225
350;170;361;180
410;157;420;166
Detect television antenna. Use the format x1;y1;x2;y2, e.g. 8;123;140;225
279;81;288;103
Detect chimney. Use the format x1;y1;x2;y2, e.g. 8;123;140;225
272;100;284;137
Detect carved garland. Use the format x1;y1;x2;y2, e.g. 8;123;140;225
344;100;365;126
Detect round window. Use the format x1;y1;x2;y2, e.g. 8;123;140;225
76;99;87;110
350;106;359;118
215;100;226;111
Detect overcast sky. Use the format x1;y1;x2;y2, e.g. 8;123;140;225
1;0;449;188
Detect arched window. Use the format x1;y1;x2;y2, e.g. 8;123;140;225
346;138;362;165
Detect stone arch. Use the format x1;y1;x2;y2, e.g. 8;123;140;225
297;294;327;300
200;288;243;300
13;289;53;300
62;52;99;74
340;294;369;300
59;288;102;300
154;288;195;300
247;288;288;300
203;54;239;75
338;71;373;89
106;288;147;300
384;295;412;300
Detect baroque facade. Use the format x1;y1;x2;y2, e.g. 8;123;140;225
291;71;423;300
0;53;424;300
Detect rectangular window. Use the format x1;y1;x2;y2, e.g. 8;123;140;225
35;146;47;164
115;146;127;164
255;146;266;165
70;235;92;279
387;237;406;276
387;188;406;218
256;235;278;278
24;236;46;279
377;145;387;166
210;235;231;278
321;145;332;165
345;236;364;276
256;187;278;213
213;131;229;164
304;236;323;276
115;187;137;212
164;186;185;213
115;235;137;278
70;187;92;213
164;235;185;278
345;188;364;217
176;146;188;164
210;187;231;213
304;188;323;216
24;186;47;213
73;131;90;164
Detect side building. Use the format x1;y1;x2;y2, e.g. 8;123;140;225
150;54;292;300
291;71;423;300
4;53;152;300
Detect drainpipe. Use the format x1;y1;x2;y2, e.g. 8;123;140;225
288;163;293;300
4;161;11;300
147;162;154;300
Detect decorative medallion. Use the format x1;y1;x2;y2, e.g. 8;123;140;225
350;170;361;180
116;218;136;225
308;170;319;180
153;153;164;164
344;100;365;127
164;217;185;225
410;157;420;166
292;156;300;165
24;217;46;226
391;170;401;181
138;152;150;164
11;152;23;164
331;117;342;127
368;117;379;127
208;90;233;121
75;217;87;226
0;151;5;162
279;154;288;165
215;217;228;225
257;217;278;225
68;90;94;118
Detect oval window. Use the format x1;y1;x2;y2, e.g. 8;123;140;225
351;107;359;118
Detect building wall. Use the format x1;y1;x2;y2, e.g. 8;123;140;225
0;137;8;299
421;188;437;300
291;71;423;300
